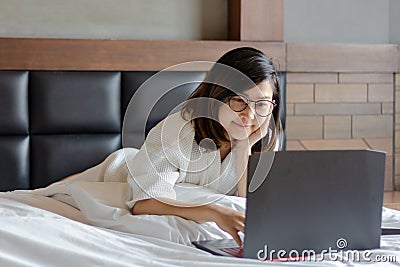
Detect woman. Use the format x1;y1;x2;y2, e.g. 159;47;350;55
128;47;282;247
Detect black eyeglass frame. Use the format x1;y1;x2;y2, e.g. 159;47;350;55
228;95;277;117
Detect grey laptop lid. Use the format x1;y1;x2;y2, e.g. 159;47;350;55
243;150;386;259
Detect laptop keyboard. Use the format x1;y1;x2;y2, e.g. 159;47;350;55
220;247;243;257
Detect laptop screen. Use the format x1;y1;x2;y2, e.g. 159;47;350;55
243;150;385;259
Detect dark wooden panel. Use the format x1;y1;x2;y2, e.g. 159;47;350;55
241;0;283;42
228;0;284;42
0;38;286;71
228;0;241;40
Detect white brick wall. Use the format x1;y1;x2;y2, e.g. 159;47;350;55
368;84;394;102
352;115;393;138
285;72;396;190
286;116;323;139
324;116;351;139
315;84;367;103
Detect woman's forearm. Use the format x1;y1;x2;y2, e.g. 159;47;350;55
132;198;217;224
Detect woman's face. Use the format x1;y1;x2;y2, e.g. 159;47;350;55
218;80;274;141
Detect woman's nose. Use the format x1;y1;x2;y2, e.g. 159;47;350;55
240;104;256;119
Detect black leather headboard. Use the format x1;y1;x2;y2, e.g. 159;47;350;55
0;70;286;191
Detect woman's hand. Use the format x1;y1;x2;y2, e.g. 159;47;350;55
232;118;271;197
234;118;270;152
210;205;245;247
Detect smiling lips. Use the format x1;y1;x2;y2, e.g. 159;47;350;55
233;121;253;129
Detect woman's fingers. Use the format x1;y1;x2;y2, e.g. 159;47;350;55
237;221;245;233
212;205;245;247
230;230;243;248
231;215;245;247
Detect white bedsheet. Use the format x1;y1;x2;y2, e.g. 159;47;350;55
2;148;400;266
21;148;245;245
1;197;400;267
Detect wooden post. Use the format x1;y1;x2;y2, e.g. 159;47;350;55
228;0;284;42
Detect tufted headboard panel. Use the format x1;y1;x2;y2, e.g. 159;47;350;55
0;70;286;191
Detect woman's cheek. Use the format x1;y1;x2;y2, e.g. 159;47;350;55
218;106;237;127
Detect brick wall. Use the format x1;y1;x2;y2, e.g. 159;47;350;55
285;72;394;191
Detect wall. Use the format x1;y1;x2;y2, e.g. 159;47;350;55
1;0;400;43
286;71;395;190
0;0;227;40
284;0;399;44
390;0;400;44
284;44;397;190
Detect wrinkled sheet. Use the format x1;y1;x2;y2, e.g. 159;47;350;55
22;148;245;245
68;181;244;245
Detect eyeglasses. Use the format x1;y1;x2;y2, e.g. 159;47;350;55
228;95;276;117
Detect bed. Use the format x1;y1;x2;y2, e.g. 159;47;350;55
0;38;399;266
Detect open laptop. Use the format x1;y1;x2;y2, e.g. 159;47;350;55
193;150;398;260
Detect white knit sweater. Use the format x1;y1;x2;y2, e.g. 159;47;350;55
126;112;238;208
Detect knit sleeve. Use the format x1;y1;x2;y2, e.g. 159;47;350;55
126;113;193;208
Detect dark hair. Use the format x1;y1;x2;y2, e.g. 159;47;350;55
181;47;282;152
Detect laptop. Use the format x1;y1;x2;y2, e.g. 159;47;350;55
193;150;398;260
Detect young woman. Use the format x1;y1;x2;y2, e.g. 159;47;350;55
128;47;282;246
